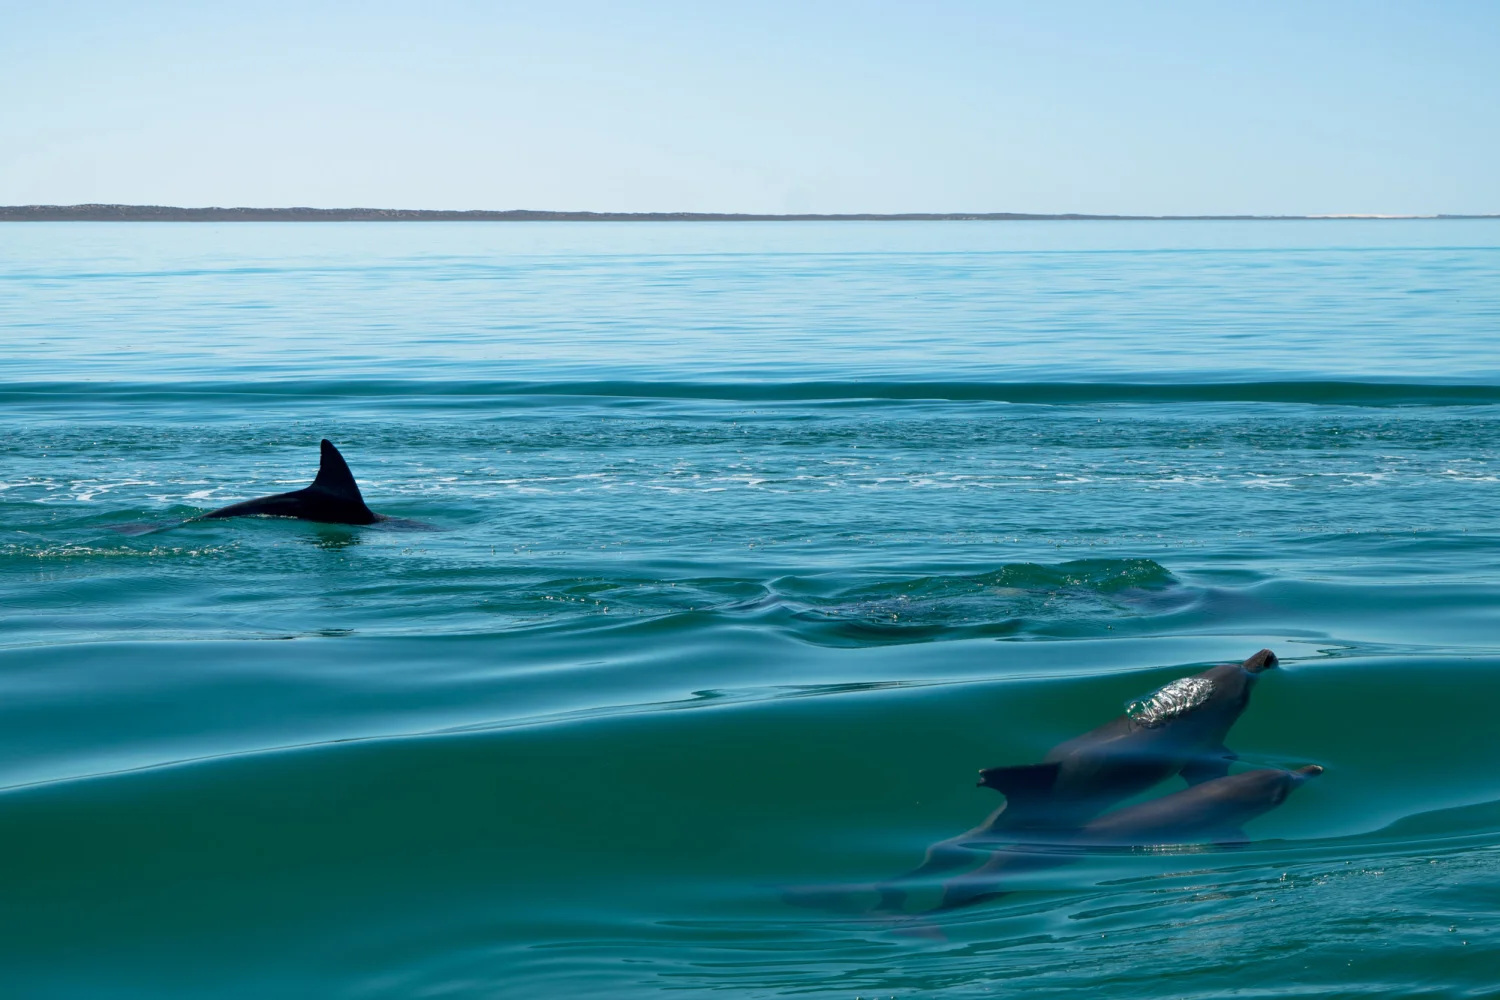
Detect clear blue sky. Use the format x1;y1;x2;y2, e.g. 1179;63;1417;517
2;1;1495;214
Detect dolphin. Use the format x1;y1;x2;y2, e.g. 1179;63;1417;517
786;759;1319;917
1072;763;1321;847
937;764;1323;911
870;649;1279;909
978;648;1281;828
200;439;385;525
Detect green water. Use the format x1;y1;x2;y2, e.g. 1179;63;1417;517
3;222;1500;995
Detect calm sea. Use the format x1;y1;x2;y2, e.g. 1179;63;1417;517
3;221;1500;997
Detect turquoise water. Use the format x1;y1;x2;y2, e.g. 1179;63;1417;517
4;221;1500;996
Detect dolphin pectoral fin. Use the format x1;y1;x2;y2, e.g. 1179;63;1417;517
976;761;1063;805
1181;744;1238;786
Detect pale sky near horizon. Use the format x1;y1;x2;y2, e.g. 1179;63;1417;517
2;1;1496;215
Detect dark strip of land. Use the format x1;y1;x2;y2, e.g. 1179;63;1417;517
0;205;1493;222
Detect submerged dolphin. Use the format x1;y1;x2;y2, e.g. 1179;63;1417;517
786;759;1320;917
200;439;384;525
938;764;1323;911
870;649;1279;909
979;648;1281;827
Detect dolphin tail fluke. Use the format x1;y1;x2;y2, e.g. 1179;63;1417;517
310;440;367;503
868;836;983;914
976;761;1062;805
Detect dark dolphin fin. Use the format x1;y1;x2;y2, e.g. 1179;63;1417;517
309;439;367;504
976;761;1062;805
1242;648;1278;673
197;439;381;525
1181;745;1236;786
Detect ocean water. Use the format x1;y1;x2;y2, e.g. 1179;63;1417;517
3;220;1500;997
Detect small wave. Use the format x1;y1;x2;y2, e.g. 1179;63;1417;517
446;560;1182;644
6;379;1500;407
0;541;233;561
774;559;1181;642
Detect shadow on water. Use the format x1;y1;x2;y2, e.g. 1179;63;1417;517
106;519;187;537
307;526;362;550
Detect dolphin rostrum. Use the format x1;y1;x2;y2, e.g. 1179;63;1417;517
937;764;1323;911
871;649;1279;910
200;439;385;525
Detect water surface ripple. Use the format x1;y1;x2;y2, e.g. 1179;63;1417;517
2;222;1499;997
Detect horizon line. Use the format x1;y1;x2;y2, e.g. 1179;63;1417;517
1;204;1496;223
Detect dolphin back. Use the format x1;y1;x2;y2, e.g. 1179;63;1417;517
976;761;1065;821
1077;765;1321;847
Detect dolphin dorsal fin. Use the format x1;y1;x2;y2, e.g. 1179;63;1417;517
976;761;1062;805
310;439;367;503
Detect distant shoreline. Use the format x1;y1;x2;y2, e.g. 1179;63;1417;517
1;205;1496;223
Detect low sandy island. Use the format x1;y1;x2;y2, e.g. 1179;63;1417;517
0;205;1490;222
